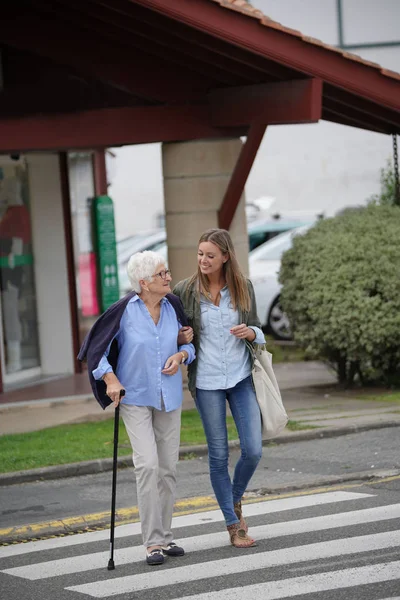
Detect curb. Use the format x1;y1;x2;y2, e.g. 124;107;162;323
1;420;399;487
1;470;399;545
0;394;94;411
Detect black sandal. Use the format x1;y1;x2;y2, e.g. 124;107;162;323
162;542;185;557
146;548;164;566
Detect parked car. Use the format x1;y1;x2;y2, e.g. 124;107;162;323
117;229;167;296
248;218;312;251
117;219;314;298
249;225;311;340
117;229;166;264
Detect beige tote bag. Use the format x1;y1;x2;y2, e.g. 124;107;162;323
252;348;288;439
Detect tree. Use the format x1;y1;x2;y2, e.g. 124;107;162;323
279;204;400;387
370;160;399;206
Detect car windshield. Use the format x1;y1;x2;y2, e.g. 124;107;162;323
249;225;310;262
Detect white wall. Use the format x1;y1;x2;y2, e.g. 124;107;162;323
109;144;164;239
247;0;400;216
28;154;74;375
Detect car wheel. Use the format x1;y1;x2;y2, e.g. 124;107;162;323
267;297;292;341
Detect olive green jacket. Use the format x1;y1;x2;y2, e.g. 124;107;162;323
173;277;263;398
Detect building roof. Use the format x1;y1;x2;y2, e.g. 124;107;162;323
211;0;400;86
0;0;399;152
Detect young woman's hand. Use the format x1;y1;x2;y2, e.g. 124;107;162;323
162;353;181;375
178;326;194;344
230;324;256;341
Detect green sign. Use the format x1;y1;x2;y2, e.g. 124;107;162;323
92;195;120;312
0;254;33;268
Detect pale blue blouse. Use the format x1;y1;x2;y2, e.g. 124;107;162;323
196;287;265;390
93;295;195;412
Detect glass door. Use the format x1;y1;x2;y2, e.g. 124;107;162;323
0;156;41;385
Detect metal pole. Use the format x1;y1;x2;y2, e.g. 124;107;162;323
336;0;344;47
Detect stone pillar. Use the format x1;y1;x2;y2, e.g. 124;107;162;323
162;138;248;284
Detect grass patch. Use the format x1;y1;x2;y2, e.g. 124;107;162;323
265;336;308;363
286;420;319;431
0;409;236;474
0;420;132;474
354;392;400;404
0;411;324;474
180;409;237;446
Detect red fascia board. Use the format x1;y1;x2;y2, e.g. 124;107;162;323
131;0;400;112
210;79;322;126
0;105;246;152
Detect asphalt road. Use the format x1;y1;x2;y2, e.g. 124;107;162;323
1;427;399;530
1;478;399;600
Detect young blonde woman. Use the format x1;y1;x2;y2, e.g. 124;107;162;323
174;228;265;548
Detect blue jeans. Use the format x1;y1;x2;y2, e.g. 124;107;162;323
195;375;262;526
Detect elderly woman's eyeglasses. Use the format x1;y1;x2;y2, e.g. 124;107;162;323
152;269;171;280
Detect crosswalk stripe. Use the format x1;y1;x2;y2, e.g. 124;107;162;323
171;561;400;600
4;502;400;580
65;531;400;597
0;490;371;558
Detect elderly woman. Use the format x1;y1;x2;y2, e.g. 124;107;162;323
79;251;195;566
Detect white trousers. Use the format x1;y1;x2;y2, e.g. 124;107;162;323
120;403;182;548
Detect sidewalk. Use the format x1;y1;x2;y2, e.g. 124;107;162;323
1;361;399;473
1;362;400;438
0;361;338;434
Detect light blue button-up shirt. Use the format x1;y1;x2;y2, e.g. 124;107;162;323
196;287;265;391
92;296;195;412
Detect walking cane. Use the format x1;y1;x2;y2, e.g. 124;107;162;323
107;389;125;571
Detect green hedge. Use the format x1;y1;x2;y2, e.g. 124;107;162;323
279;204;400;386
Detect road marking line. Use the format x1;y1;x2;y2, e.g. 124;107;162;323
0;494;218;539
3;502;400;580
168;561;400;600
0;490;371;558
66;531;400;597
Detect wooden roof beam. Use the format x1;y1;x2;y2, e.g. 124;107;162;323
218;124;266;230
38;0;256;86
0;7;207;104
95;0;297;80
0;105;246;153
324;85;400;131
210;79;322;127
133;0;400;112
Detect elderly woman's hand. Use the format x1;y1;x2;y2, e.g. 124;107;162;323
103;372;125;407
177;326;193;345
162;353;181;376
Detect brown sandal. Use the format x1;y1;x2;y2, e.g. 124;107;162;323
234;501;248;532
227;523;256;548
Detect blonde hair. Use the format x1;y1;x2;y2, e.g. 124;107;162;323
189;228;250;312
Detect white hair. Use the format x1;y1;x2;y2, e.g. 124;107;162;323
126;250;166;293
